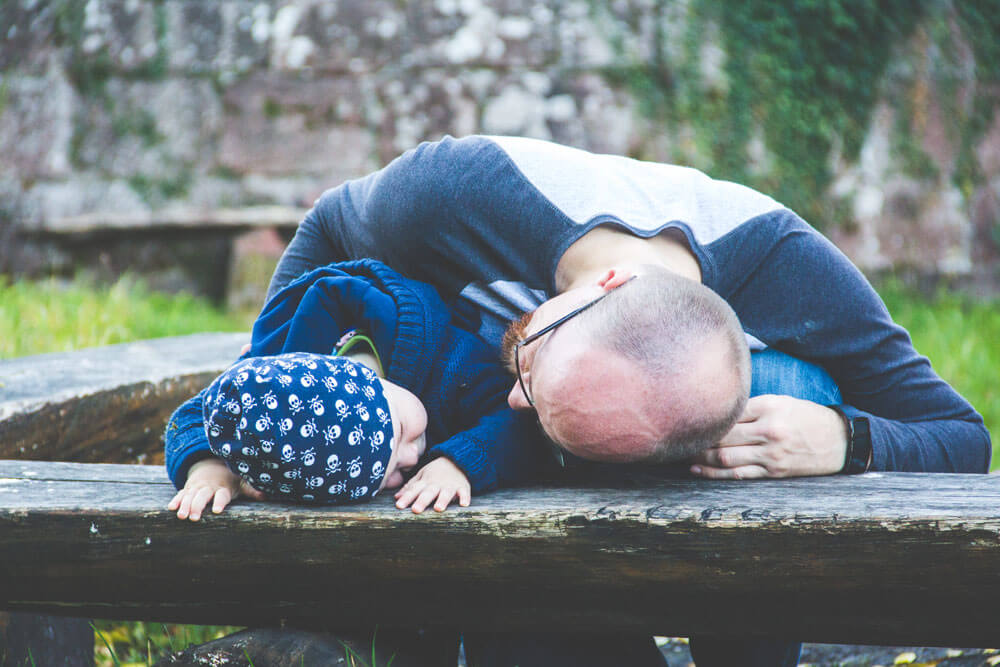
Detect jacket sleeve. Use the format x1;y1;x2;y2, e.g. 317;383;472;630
252;270;398;364
714;212;991;473
427;408;554;493
164;389;215;489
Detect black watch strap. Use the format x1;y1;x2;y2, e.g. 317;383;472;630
830;406;872;475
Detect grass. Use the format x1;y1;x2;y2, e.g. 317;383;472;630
1;271;997;664
0;274;253;666
91;620;243;666
0;273;255;359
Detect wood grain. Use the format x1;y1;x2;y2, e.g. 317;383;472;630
2;460;998;645
0;333;246;464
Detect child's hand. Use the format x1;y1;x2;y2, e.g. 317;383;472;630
394;457;471;514
167;458;265;521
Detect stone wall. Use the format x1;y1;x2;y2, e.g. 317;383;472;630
1;0;998;287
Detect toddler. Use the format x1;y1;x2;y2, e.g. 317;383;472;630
166;259;549;519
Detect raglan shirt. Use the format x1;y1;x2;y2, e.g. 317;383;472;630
271;135;990;474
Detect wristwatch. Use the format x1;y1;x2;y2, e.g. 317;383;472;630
830;406;872;475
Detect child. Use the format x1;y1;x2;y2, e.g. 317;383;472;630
165;259;550;520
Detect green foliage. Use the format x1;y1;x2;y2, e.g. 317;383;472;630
128;169;193;203
0;274;253;359
951;1;1000;199
601;0;997;232
92;620;242;667
876;277;1000;470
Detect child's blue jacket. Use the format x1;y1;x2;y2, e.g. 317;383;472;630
164;259;551;493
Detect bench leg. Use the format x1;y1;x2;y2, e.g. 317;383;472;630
0;612;92;666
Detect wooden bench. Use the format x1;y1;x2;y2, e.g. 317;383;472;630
1;335;999;649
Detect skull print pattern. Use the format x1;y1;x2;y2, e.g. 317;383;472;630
203;352;394;503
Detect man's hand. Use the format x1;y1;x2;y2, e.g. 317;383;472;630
689;395;849;479
394;457;471;514
167;457;265;521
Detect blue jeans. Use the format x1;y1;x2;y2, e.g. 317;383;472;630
466;350;840;667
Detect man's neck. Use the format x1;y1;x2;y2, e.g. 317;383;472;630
554;227;702;292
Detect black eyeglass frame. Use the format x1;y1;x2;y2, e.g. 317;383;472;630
513;275;637;409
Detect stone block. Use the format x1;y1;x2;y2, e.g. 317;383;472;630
370;67;645;161
72;78;223;184
219;72;376;179
415;0;559;68
226;227;287;311
89;0;161;72
0;63;78;181
0;0;61;72
556;71;641;156
163;1;223;73
163;1;269;74
969;182;1000;265
21;176;150;228
371;68;483;158
975;109;1000;177
227;1;270;72
280;0;407;71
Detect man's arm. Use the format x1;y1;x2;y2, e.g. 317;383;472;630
267;198;346;301
694;211;990;477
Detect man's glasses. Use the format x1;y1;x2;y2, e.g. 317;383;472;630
513;277;636;408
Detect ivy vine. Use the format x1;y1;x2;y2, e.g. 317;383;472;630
600;0;997;232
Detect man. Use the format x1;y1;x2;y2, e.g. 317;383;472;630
267;135;990;665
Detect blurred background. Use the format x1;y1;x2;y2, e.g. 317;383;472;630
0;1;997;662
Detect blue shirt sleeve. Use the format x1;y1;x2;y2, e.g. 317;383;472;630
164;389;214;488
428;408;553;492
706;211;991;473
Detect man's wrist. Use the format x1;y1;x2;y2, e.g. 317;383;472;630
829;405;872;474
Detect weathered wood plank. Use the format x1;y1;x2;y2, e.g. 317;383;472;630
1;461;998;646
25;206;307;234
0;333;246;464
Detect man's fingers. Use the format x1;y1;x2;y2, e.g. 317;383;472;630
737;395;780;422
698;444;762;470
716;422;766;448
690;463;768;480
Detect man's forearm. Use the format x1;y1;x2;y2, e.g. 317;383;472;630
267;200;345;301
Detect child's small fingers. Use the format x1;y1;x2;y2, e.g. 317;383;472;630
212;488;232;514
189;487;214;521
176;492;193;520
433;489;456;512
167;491;183;511
459;486;471;507
395;481;424;509
411;486;439;514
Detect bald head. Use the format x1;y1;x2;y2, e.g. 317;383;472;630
523;266;751;464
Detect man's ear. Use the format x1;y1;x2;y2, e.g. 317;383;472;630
597;268;636;291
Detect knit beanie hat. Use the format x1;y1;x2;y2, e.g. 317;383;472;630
203;352;394;503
